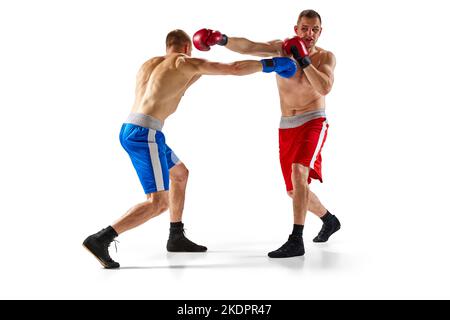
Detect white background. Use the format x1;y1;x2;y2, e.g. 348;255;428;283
1;0;449;299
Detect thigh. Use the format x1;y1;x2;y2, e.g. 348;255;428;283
164;143;181;170
121;125;171;194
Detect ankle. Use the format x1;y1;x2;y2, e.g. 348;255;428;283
95;226;118;242
169;222;185;236
320;211;334;223
291;224;304;237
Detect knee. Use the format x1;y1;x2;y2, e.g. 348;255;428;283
171;166;189;184
147;193;169;215
291;164;309;188
156;197;170;214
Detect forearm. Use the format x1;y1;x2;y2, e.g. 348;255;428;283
225;37;254;54
303;66;333;96
226;37;278;57
229;60;263;75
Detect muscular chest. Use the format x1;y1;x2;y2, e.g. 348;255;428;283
277;54;322;96
277;70;318;104
279;70;310;90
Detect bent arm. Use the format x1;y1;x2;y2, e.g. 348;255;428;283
303;52;336;96
225;37;284;57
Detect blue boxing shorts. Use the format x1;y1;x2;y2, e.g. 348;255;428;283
119;113;180;194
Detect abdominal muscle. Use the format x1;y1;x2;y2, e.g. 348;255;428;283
277;74;325;116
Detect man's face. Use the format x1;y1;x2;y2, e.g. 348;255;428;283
294;17;322;49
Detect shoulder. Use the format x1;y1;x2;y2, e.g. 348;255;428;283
316;47;335;62
144;56;165;66
151;56;165;62
138;56;165;72
177;55;206;68
175;55;212;75
313;47;335;70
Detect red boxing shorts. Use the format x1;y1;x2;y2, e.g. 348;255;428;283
279;110;329;191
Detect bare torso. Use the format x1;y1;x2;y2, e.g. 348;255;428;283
276;46;329;116
131;53;200;122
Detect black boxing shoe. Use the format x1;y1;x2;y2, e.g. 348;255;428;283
167;223;207;252
167;234;208;252
83;226;120;269
268;234;305;258
313;215;341;243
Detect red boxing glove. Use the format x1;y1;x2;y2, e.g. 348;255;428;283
283;36;311;68
193;28;228;51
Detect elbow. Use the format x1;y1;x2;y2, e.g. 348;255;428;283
229;62;244;76
319;82;333;96
320;86;332;96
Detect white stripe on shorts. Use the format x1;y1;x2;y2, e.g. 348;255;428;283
309;120;328;169
148;129;165;191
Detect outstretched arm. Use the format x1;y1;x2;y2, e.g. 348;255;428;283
193;28;283;57
226;38;284;57
177;56;297;78
186;58;262;76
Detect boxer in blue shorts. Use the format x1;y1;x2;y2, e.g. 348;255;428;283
82;29;297;268
119;113;180;194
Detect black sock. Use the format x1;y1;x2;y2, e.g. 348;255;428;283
94;226;118;243
105;226;118;238
292;224;304;236
170;222;184;235
320;211;334;223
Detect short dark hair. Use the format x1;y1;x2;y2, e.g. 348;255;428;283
166;29;191;49
297;9;322;25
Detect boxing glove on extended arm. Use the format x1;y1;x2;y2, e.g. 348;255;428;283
260;57;297;78
283;36;311;69
193;28;228;51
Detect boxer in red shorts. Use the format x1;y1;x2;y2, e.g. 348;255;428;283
279;111;328;189
194;9;341;257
